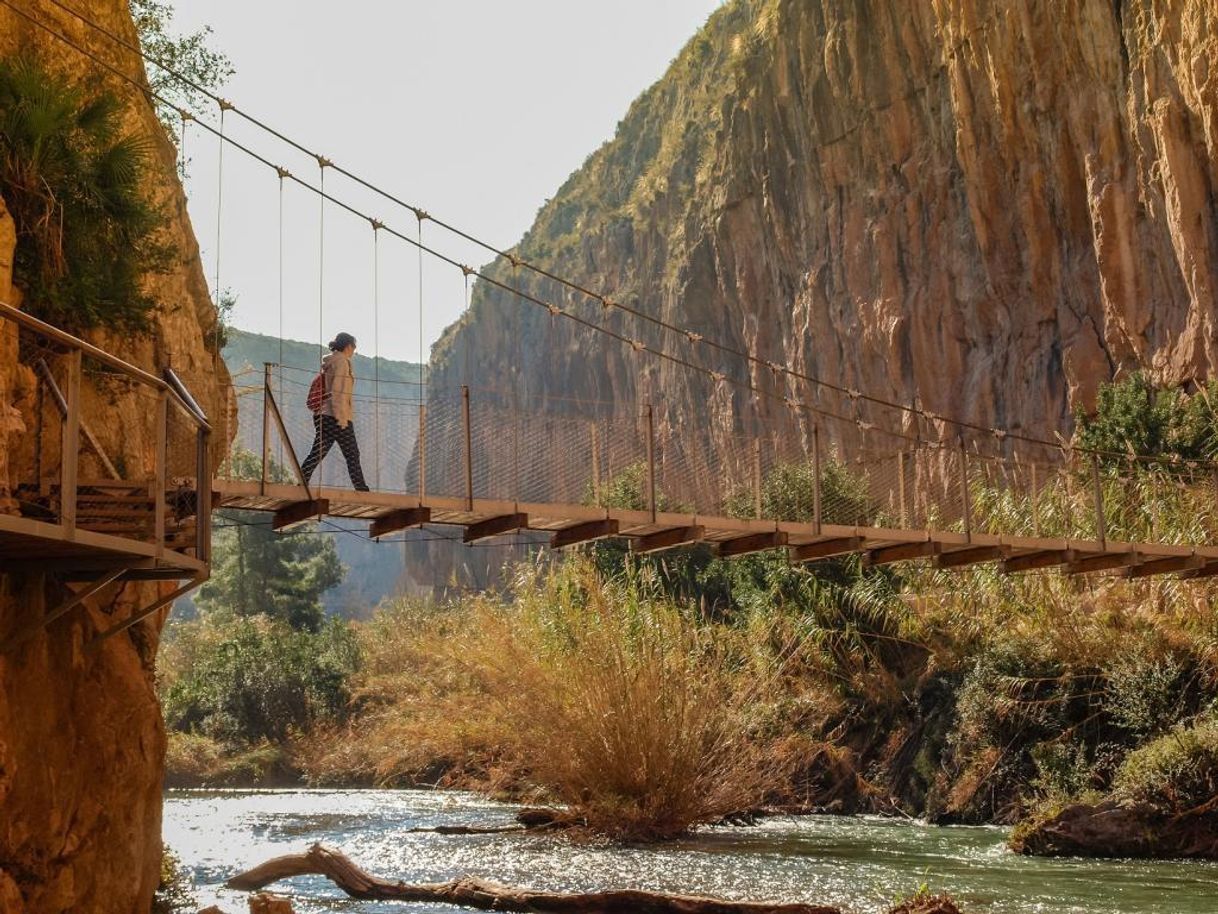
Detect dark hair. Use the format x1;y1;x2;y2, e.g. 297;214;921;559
328;332;356;351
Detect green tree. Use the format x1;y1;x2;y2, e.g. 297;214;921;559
1074;373;1218;466
161;614;358;743
0;56;171;332
197;511;344;632
130;0;233;151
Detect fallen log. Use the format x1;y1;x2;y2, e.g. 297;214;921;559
226;843;841;914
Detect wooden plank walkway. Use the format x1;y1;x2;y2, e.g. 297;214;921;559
214;480;1218;579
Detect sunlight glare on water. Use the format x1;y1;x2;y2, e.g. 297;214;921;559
163;789;1218;914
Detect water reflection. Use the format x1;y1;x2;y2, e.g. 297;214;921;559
163;789;1218;914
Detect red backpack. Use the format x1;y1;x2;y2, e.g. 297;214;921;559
306;370;326;413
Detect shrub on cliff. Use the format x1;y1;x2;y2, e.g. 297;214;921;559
1074;373;1218;466
1112;714;1218;814
0;56;171;332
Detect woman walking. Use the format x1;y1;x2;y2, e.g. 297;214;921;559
301;332;370;491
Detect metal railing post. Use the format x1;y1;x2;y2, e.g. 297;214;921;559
898;450;908;528
959;436;972;541
1092;453;1107;549
812;424;822;533
261;362;273;493
645;404;656;522
417;403;427;503
1031;461;1040;537
155;390;167;553
462;386;473;511
62;349;81;536
590;422;601;504
196;425;211;563
752;437;763;519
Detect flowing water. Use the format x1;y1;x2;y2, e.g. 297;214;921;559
164;789;1218;914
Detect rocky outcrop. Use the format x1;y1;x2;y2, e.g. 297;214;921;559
0;2;230;913
1012;800;1218;860
429;0;1218;451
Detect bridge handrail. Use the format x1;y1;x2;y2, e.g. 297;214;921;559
0;299;213;565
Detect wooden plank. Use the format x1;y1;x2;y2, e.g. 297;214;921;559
1002;549;1077;574
1126;554;1204;579
630;525;704;554
866;540;940;566
935;545;1010;569
369;507;431;539
272;499;329;531
2;569;126;654
1067;552;1141;575
716;531;787;558
1181;561;1218;580
789;536;863;562
551;519;619;550
463;513;528;544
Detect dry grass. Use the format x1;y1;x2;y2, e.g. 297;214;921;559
301;560;789;840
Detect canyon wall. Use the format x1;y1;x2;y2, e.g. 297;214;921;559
0;2;229;912
429;0;1218;453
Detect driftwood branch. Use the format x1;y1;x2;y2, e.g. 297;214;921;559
226;843;841;914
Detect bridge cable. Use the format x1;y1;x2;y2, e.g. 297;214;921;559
372;219;382;491
277;170;286;472
12;0;1207;468
33;0;1065;449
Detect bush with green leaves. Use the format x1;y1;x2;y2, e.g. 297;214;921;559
161;615;359;745
1074;373;1218;466
0;56;171;332
1112;714;1218;813
724;459;875;525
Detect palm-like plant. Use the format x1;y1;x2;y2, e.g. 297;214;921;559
0;56;168;332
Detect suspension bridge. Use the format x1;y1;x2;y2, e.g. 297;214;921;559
1;0;1217;649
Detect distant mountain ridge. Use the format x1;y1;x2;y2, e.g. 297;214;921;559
223;327;425;396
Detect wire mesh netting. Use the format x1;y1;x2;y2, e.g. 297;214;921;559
215;375;1218;552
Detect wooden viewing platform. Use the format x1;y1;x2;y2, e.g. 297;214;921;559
0;301;212;651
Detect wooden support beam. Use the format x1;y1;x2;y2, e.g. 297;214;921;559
1002;549;1077;574
551;519;619;550
90;577;202;649
1181;561;1218;580
866;540;939;567
716;531;787;558
1067;552;1141;575
935;545;1009;569
2;569;125;654
1126;554;1204;579
463;513;528;544
630;525;704;554
272;498;329;531
369;507;431;539
790;536;863;563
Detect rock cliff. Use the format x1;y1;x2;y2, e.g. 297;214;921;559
0;2;229;912
429;0;1218;450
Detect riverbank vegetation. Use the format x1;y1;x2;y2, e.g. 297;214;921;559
159;376;1218;846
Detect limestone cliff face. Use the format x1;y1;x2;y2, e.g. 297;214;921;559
430;0;1218;450
0;2;229;912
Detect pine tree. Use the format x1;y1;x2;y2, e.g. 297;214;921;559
197;511;343;632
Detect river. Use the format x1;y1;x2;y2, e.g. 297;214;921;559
164;789;1217;913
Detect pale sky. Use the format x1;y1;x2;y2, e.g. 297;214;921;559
172;1;724;364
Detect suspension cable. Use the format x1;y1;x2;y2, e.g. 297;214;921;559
10;0;1207;466
32;0;1074;448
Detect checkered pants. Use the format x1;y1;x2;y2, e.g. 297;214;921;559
301;414;369;490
